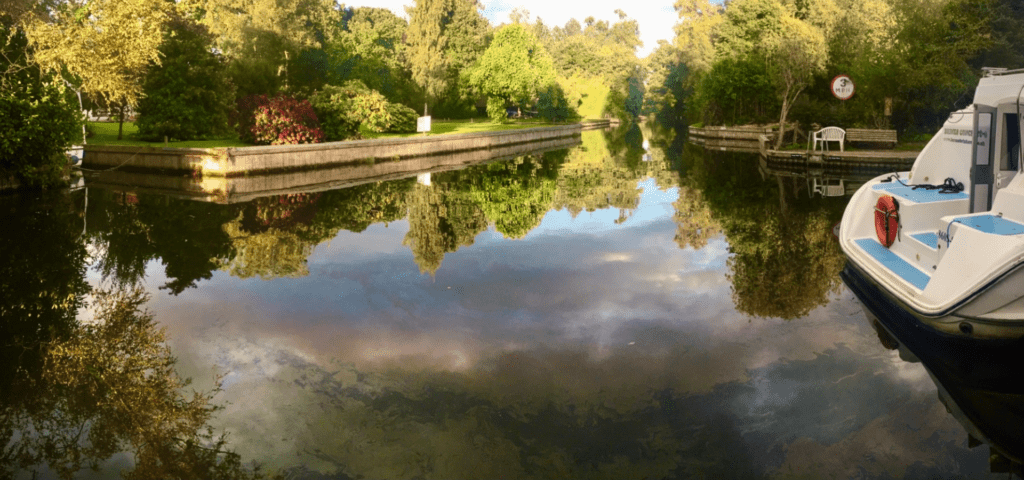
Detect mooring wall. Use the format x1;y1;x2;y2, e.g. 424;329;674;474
82;124;583;177
688;125;778;153
84;134;582;203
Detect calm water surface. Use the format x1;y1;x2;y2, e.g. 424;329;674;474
1;126;1011;479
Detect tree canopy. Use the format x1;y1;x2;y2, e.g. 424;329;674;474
649;0;1024;135
468;23;556;122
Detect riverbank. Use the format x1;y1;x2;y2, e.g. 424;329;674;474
86;118;613;148
82;123;587;177
84;134;582;204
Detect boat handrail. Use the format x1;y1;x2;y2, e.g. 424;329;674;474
983;67;1024;77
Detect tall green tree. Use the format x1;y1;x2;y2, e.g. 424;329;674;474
135;14;235;141
198;0;338;97
467;23;556;122
24;0;173;109
405;0;490;116
535;11;644;121
326;7;417;104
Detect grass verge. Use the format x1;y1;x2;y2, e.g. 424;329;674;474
359;118;569;139
87;122;249;148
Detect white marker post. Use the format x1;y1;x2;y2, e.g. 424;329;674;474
417;116;431;133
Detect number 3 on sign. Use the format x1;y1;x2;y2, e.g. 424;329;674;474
831;74;855;100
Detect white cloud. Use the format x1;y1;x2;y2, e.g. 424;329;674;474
343;0;679;57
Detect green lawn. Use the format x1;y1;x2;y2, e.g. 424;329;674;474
86;122;248;148
86;118;571;147
359;118;571;139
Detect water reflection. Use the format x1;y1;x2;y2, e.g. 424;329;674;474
675;144;848;319
2;125;1018;478
0;193;265;479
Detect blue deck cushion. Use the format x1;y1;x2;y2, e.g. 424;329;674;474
854;238;932;290
952;214;1024;235
911;232;939;249
872;182;969;203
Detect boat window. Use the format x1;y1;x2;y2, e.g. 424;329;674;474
1005;112;1020;171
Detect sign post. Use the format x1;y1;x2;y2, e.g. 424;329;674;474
417;115;431;133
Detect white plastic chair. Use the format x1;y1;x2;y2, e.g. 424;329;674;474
810;126;846;152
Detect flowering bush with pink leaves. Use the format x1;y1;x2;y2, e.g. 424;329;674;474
250;96;324;145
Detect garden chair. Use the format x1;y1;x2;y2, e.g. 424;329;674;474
810;126;846;152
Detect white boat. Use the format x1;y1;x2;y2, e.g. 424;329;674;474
839;68;1024;345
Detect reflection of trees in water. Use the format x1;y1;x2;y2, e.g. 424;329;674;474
403;181;489;274
1;193;266;479
671;143;846;319
86;190;237;293
87;131;679;279
224;182;414;280
673;185;721;250
2;287;268;480
466;155;561;239
0;191;90;404
88;181;414;284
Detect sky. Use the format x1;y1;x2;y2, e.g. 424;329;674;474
344;0;680;58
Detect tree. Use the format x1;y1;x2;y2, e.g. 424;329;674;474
24;0;173;110
643;40;691;125
405;0;490;116
198;0;338;98
326;7;417;103
534;13;644;121
0;17;83;188
766;17;827;148
135;15;235;141
673;0;724;73
467;23;556;122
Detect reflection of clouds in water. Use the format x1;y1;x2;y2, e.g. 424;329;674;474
180;323;980;480
130;184;987;477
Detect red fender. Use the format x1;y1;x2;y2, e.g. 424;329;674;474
874;195;899;247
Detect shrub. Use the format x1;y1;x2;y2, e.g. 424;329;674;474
250;96;324;145
537;83;579;122
235;94;270;144
311;81;418;139
309;81;367;141
0;19;83;188
352;91;417;133
386;103;418;133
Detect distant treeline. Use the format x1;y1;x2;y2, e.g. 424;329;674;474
644;0;1024;138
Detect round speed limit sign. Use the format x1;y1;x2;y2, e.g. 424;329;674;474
831;74;854;100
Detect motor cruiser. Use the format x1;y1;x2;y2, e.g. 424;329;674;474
840;68;1024;366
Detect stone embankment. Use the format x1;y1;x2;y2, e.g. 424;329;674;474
82;123;585;177
83;129;583;203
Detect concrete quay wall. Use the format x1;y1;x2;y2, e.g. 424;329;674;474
85;134;582;204
82;124;583;177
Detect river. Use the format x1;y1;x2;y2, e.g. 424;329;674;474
0;125;1010;479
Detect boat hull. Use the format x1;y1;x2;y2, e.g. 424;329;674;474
841;261;1024;393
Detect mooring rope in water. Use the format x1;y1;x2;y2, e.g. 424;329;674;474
73;147;147;172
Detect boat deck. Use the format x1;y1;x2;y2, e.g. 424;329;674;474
854;237;932;290
872;182;969;203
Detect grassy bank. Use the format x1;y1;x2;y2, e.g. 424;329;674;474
87;122;248;148
86;118;572;147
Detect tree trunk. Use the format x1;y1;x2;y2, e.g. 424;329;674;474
776;96;789;150
117;103;125;140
